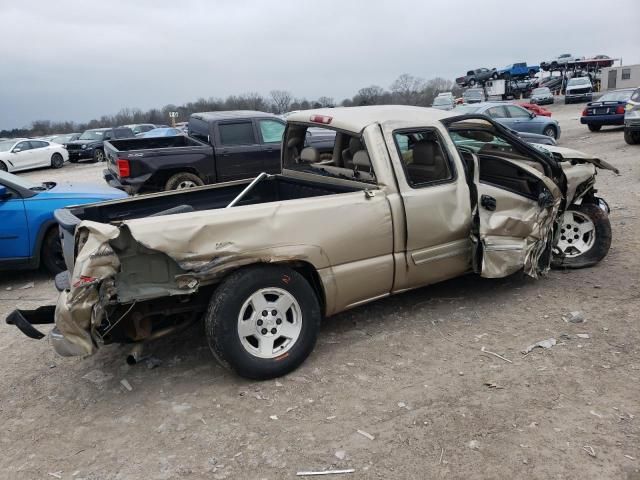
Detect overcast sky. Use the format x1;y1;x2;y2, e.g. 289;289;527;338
1;0;638;130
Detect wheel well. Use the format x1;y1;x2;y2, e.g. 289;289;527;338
35;221;58;265
148;168;203;189
544;124;557;134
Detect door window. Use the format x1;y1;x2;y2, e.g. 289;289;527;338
14;141;31;152
394;129;454;187
219;122;256;145
28;140;48;149
505;105;531;118
258;120;285;143
485;106;508;119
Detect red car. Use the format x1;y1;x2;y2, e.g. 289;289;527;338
520;103;552;117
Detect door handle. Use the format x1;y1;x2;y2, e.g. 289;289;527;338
481;194;497;211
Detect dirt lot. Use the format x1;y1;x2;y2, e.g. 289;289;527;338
2;102;639;480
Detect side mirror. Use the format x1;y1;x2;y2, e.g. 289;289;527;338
530;112;536;118
12;148;21;153
0;186;9;200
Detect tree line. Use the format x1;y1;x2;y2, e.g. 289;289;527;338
1;74;461;138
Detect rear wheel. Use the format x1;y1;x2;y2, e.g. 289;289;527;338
552;204;611;269
93;149;105;162
50;153;64;169
0;161;7;171
165;172;204;190
469;78;476;87
205;265;321;380
624;129;640;145
588;124;602;132
543;126;557;139
41;227;66;274
491;72;498;80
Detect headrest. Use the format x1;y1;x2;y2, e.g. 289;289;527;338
348;137;363;155
412;141;436;166
300;147;320;163
287;137;301;148
353;150;371;169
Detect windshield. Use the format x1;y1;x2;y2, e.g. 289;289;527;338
464;89;483;99
0;140;17;152
532;88;550;95
599;90;633;102
454;105;482;114
79;130;105;140
433;97;451;106
568;78;590;86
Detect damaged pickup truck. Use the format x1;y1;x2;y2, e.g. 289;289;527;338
7;106;618;380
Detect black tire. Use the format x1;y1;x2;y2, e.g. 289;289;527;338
543;126;557;139
491;72;498;80
41;227;66;275
0;161;7;171
469;78;476;87
50;153;64;169
552;203;611;269
92;149;105;162
205;264;321;380
588;124;602;132
165;172;204;190
624;129;639;145
529;69;536;78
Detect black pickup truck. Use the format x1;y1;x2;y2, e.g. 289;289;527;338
103;111;337;194
104;111;286;194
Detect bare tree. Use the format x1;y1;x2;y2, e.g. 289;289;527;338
316;96;335;108
354;85;386;106
270;90;293;114
390;74;426;105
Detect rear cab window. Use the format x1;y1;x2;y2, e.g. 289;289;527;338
218;122;257;145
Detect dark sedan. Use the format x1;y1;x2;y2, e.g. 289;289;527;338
580;89;635;132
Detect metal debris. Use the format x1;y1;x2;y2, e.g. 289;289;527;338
296;469;355;476
583;445;596;457
269;415;278;420
48;473;62;479
120;379;133;391
563;311;586;323
523;338;556;354
483;382;505;389
357;429;375;440
481;346;513;363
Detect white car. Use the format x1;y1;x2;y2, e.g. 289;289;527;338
0;138;68;173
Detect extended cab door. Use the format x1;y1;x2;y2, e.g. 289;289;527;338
10;141;35;171
214;121;265;181
256;118;285;174
447;120;562;278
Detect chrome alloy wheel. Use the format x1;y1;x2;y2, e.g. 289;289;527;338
556;210;596;258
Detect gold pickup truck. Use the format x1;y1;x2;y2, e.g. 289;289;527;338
7;106;618;379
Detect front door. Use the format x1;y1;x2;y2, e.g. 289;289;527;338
446;120;562;278
381;125;473;290
9;141;35;171
608;69;617;89
0;185;30;258
214;121;265;181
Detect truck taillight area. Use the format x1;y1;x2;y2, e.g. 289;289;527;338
117;158;130;178
310;115;332;124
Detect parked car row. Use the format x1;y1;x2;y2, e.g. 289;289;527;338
578;86;640;145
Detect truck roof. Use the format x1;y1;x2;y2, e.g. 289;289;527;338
287;105;452;132
190;111;278;122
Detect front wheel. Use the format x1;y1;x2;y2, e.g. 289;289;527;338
205;265;321;380
491;72;498;80
41;227;66;274
552;203;611;269
469;79;476;87
93;149;105;162
588;124;602;132
624;129;640;145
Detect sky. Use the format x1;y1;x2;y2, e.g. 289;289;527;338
1;0;638;130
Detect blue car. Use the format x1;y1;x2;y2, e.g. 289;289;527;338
454;102;561;140
140;127;183;138
580;88;635;132
0;171;126;274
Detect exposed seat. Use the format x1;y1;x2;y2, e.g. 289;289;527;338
406;140;450;184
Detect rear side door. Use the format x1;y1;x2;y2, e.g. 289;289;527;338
256;118;285;174
214;121;265;181
485;106;511;128
0;183;30;258
28;140;51;168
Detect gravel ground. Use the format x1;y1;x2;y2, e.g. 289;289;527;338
1;102;639;480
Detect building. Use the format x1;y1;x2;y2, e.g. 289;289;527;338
601;64;640;90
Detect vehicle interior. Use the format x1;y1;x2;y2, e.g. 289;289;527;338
283;124;377;184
